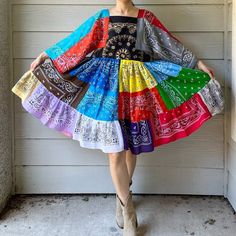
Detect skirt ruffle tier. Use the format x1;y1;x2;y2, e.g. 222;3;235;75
11;57;225;155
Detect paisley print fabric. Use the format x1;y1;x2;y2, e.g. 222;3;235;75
11;8;225;155
91;16;152;61
44;10;110;73
136;9;198;68
33;58;90;108
13;70;124;153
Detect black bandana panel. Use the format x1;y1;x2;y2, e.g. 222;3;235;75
91;16;152;62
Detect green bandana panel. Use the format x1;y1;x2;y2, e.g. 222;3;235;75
157;68;211;110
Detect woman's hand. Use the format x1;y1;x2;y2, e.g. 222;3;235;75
30;51;48;71
196;60;215;80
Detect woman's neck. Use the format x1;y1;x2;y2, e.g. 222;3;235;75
110;1;138;17
116;1;133;13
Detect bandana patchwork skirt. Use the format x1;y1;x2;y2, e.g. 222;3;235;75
11;56;224;155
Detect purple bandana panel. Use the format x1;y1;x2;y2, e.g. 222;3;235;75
119;119;154;155
22;82;78;134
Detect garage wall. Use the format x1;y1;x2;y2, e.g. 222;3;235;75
0;0;12;212
10;0;230;194
227;0;236;210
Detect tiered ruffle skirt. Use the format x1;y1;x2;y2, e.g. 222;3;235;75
11;57;224;155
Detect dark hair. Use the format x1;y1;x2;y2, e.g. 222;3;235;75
131;1;135;6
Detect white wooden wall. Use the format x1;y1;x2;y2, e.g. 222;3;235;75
10;0;231;195
227;0;236;211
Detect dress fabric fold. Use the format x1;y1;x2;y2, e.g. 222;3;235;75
11;8;225;155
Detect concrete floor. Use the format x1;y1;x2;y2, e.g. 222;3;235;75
0;194;235;236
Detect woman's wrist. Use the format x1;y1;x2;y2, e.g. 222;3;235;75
40;51;49;59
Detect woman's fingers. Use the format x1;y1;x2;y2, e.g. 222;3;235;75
30;57;42;71
197;61;215;80
30;61;37;71
208;71;215;80
205;67;215;80
209;68;215;77
203;68;214;80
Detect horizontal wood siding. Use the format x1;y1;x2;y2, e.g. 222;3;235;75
10;0;229;194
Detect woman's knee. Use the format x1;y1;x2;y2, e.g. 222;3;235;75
108;150;126;165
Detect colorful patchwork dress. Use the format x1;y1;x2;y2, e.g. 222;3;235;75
11;8;225;155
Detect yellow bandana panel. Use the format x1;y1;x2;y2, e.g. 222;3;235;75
119;60;157;93
11;70;40;102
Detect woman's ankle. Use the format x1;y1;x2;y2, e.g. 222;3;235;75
117;190;130;206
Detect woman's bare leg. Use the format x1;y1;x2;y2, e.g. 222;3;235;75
125;150;137;184
108;150;130;204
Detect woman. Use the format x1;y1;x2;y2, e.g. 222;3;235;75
12;1;224;235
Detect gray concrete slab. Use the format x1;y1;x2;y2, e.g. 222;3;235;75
0;194;235;236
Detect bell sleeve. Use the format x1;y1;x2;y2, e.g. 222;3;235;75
44;9;109;73
136;10;199;69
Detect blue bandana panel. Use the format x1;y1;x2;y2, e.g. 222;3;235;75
71;57;120;121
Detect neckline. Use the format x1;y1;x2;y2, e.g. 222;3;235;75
106;8;141;19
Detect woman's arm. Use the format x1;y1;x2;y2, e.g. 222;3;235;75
136;10;198;68
31;9;109;74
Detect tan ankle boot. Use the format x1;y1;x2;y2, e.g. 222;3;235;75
115;180;133;229
118;190;138;236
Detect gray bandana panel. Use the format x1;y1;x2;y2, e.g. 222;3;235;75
136;18;198;69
